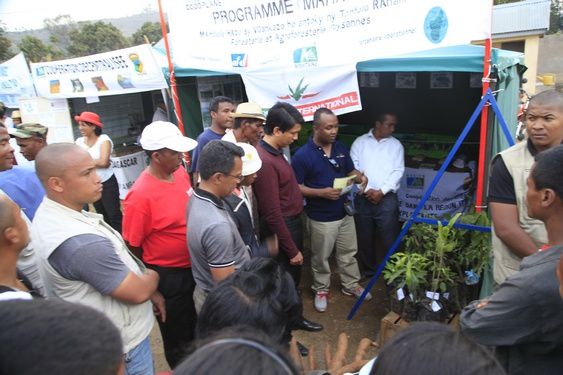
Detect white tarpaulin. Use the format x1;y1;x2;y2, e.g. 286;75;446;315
242;64;361;121
166;0;491;118
30;44;168;99
0;53;36;108
398;167;472;221
166;0;492;72
112;151;149;199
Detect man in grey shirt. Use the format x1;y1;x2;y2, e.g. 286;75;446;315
187;140;250;312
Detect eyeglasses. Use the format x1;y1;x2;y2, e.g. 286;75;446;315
225;173;244;181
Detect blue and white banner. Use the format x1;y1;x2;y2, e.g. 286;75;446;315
0;53;36;108
167;0;492;72
31;44;168;99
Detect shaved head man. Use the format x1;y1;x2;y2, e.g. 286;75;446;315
33;143;160;374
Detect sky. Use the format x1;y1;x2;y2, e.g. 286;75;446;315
0;0;157;31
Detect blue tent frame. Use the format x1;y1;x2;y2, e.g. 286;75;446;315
348;89;516;319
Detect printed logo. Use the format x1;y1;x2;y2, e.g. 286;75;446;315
277;77;319;101
293;46;318;68
35;67;45;77
424;7;448;44
129;53;144;74
406;175;424;189
231;53;248;68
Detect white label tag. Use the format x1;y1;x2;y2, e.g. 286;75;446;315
426;291;440;300
396;288;405;301
431;300;442;312
443;292;450;300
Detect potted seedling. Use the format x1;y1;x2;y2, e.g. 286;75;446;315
383;252;429;321
419;214;460;322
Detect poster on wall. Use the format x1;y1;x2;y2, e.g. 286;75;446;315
30;44;168;99
0;53;36;108
18;97;74;143
395;73;416;89
430;72;453;89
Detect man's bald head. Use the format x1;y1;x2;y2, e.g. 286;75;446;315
0;195;15;235
35;143;88;187
529;90;563;109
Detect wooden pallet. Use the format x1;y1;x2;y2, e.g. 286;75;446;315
379;311;460;347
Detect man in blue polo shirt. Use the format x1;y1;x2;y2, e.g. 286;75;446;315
292;108;371;312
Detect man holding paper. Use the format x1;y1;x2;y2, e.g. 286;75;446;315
292;108;370;312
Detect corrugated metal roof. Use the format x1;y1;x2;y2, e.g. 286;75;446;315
492;0;551;37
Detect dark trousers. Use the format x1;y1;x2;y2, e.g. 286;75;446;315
147;265;197;369
278;215;304;287
354;193;400;275
93;174;123;233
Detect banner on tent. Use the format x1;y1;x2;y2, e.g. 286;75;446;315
31;45;168;99
242;64;361;120
398;167;472;221
0;53;36;108
166;0;491;72
112;151;149;199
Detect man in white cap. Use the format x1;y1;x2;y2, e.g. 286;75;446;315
223;102;266;146
122;121;198;369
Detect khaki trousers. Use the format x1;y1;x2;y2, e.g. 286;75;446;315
309;215;362;292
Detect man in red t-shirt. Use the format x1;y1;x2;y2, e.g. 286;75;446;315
122;121;198;369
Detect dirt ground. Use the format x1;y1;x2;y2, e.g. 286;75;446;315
151;256;390;372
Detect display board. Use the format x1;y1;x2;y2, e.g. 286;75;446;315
398;166;471;220
111;150;149;199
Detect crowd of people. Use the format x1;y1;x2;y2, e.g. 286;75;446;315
0;90;561;374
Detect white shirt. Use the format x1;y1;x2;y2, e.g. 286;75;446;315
75;134;114;182
350;131;404;195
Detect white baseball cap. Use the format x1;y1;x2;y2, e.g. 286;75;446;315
237;142;262;176
140;121;197;152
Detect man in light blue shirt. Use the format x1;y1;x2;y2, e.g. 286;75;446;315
350;113;404;276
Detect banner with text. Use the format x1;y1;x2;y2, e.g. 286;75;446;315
112;151;149;199
166;0;492;72
242;64;361;120
31;44;168;99
398;167;472;221
0;53;36;108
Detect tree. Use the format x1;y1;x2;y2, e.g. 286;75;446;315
547;0;561;34
130;22;165;46
18;35;64;63
0;25;15;62
44;15;76;56
68;21;129;57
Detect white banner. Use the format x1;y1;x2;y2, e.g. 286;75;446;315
111;151;149;199
398;167;472;221
242;64;361;121
0;53;36;108
31;44;168;99
166;0;492;72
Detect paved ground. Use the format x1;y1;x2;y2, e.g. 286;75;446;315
151;256;390;372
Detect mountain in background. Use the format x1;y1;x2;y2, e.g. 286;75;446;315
6;11;161;47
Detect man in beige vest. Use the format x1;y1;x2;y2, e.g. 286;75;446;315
32;143;162;375
489;90;563;284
